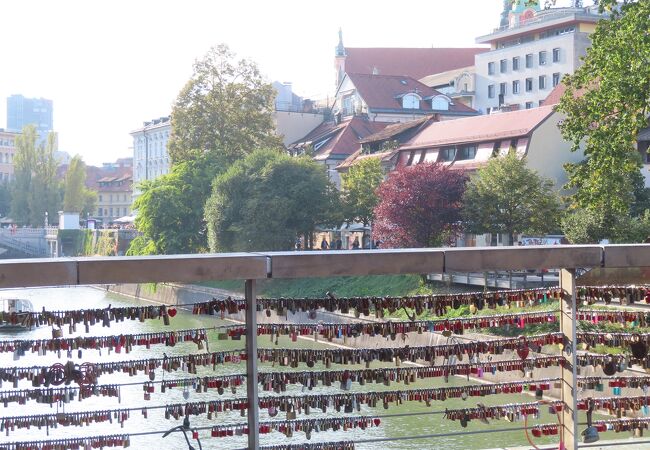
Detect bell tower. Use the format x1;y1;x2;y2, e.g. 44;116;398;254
334;28;347;89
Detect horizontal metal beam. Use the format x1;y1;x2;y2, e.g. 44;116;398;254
444;245;603;272
0;258;77;288
1;245;648;288
77;254;269;285
265;249;444;278
602;244;650;268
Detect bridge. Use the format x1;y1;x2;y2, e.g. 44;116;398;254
0;227;49;258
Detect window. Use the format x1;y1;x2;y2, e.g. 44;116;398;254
513;80;520;94
539;51;547;65
104;209;108;216
402;94;420;109
500;59;507;73
123;208;127;216
488;62;495;75
525;101;534;109
98;195;103;202
525;78;533;92
552;48;560;63
539;75;547;90
499;82;507;96
488;84;495;98
109;208;113;217
552;72;561;87
98;208;102;216
439;147;456;162
123;194;127;201
457;145;477;161
512;56;520;71
525;53;533;68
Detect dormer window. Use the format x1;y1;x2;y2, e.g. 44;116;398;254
430;95;450;111
402;93;420;109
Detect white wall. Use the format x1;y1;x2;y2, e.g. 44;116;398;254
475;32;581;113
274;111;324;146
525;112;583;191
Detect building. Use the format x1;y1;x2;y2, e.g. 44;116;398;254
288;116;390;188
96;170;133;224
333;73;478;123
6;94;53;141
419;66;478;109
474;3;604;113
0;129;18;182
130;117;171;199
334;29;488;89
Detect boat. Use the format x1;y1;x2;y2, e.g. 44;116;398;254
0;298;34;330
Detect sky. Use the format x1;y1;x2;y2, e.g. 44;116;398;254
0;0;581;166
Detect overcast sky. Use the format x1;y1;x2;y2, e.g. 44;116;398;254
0;0;582;165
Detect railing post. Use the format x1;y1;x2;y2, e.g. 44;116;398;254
245;279;259;450
559;269;578;450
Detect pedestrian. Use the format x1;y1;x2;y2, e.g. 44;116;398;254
352;237;360;249
336;238;342;250
374;239;381;249
320;237;329;250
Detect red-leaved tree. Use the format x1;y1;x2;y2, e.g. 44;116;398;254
373;163;466;248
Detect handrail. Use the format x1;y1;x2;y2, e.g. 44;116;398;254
0;244;647;287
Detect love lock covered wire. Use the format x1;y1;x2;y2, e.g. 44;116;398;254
523;399;563;450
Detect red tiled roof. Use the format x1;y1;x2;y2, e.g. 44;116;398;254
291;117;390;160
344;47;488;80
359;116;436;144
347;73;476;114
401;105;555;150
543;83;566;106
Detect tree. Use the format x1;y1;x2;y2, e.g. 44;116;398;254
373;163;466;248
168;44;283;165
556;0;650;226
463;153;562;245
0;182;11;218
340;158;383;227
63;155;96;218
205;149;338;252
11;125;61;226
130;155;221;255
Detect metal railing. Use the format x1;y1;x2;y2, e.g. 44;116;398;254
0;244;648;450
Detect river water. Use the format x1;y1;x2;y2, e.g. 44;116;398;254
0;286;612;449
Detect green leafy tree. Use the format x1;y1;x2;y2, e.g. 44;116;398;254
130;155;221;255
11;126;61;226
63;155;97;218
340;158;383;226
168;44;283;165
463;153;562;245
205;149;338;252
0;182;11;218
556;0;650;227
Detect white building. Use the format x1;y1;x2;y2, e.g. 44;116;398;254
474;4;603;113
0;129;17;182
130;116;171;200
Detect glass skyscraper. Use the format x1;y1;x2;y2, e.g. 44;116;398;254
6;94;53;141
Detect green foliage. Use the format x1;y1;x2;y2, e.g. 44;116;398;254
11;126;61;226
130;155;221;255
58;229;93;256
167;44;283;165
205;149;338;252
0;182;11;218
63;155;96;218
340;158;383;226
125;235;157;256
95;231;117;256
463;153;562;244
556;0;650;222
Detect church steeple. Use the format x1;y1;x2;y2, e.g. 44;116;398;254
335;28;346;57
